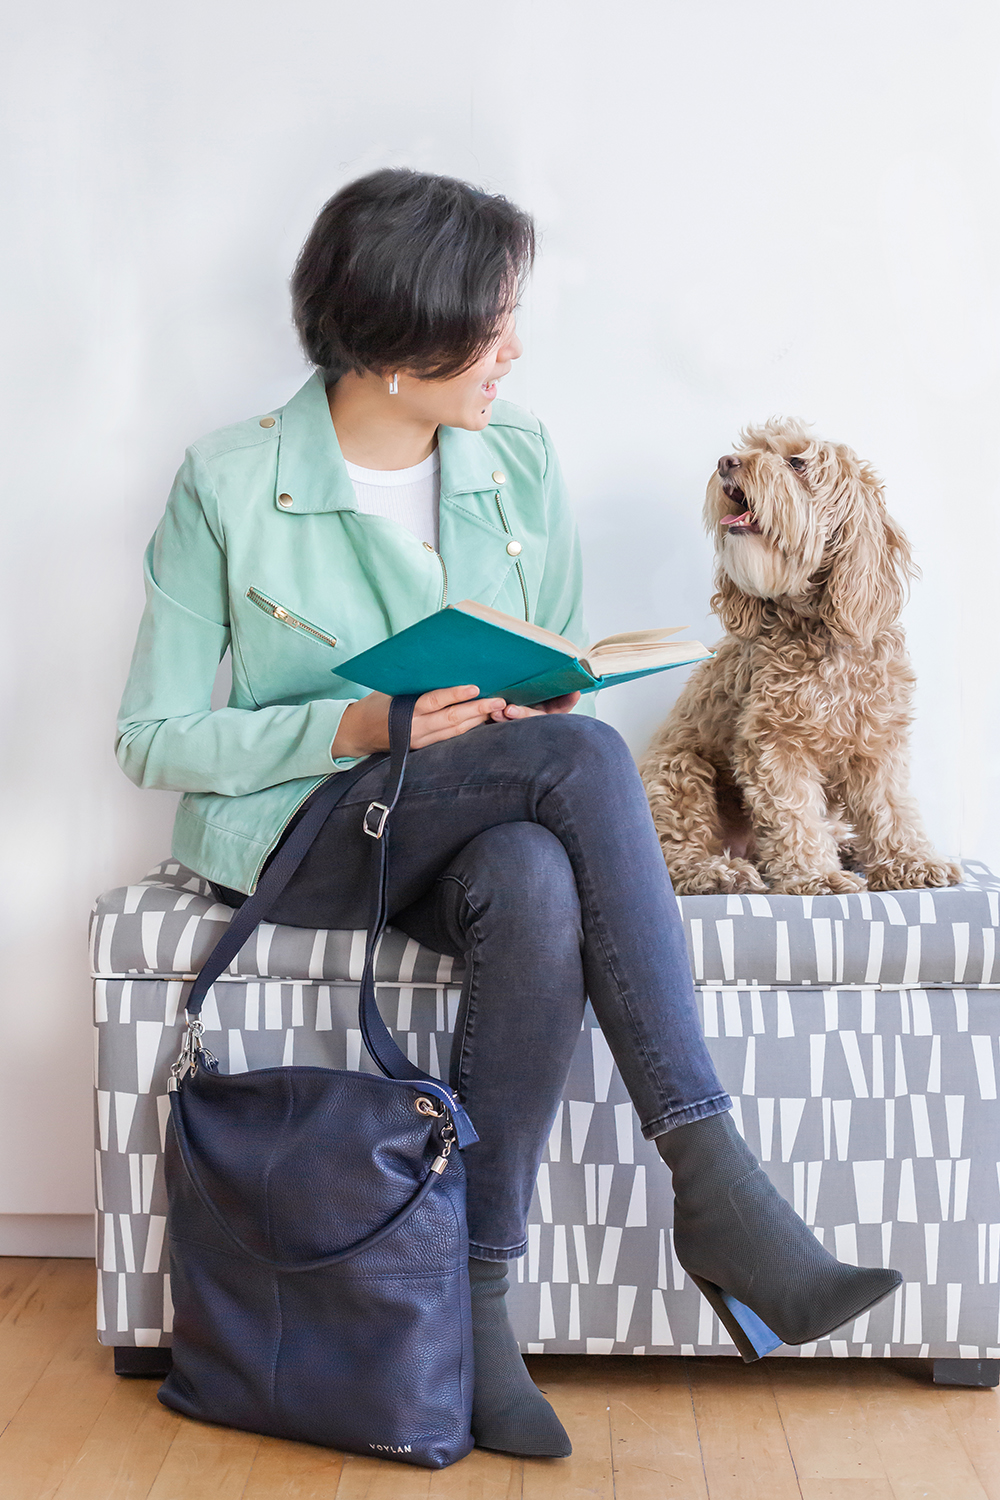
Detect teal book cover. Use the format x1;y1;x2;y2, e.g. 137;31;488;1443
337;601;711;706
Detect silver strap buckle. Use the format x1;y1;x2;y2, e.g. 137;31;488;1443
363;801;390;839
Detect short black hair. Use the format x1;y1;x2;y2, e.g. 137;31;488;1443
291;169;535;381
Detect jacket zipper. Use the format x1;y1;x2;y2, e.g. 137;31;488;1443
494;493;530;621
245;587;338;648
422;544;448;607
249;775;333;893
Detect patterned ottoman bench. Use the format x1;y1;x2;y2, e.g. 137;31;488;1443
91;860;1000;1386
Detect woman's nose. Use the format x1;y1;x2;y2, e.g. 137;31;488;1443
501;326;524;363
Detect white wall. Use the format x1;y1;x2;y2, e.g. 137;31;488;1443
2;0;998;1235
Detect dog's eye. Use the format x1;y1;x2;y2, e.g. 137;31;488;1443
787;455;807;471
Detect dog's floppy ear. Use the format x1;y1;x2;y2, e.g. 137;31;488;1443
816;458;914;643
710;573;767;638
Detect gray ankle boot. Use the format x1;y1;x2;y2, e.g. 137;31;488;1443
658;1112;902;1359
468;1257;571;1456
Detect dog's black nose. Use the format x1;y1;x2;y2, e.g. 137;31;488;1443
718;455;741;476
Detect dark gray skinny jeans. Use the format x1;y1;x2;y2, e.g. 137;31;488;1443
216;714;731;1261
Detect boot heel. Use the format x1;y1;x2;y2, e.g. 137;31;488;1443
689;1275;783;1363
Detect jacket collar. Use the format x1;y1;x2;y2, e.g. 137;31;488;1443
274;371;503;514
437;423;501;499
274;371;355;514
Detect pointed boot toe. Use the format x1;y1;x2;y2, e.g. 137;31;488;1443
473;1398;572;1458
801;1264;903;1344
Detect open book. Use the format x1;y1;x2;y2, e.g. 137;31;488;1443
337;599;712;706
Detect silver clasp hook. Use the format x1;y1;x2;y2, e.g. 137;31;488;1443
168;1016;216;1092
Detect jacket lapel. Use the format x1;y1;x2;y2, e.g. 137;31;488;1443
274;372;357;514
437;425;518;606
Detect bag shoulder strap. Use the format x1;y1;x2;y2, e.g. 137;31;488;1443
180;695;477;1147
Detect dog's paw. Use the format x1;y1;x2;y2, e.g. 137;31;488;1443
767;869;867;896
866;858;963;891
668;857;768;896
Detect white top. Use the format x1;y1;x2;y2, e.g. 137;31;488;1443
344;449;440;549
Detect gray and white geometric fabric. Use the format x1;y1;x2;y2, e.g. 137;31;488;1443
91;860;1000;1361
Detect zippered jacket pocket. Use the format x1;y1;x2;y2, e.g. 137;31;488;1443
245;588;338;648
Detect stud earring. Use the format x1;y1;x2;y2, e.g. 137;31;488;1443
388;373;399;395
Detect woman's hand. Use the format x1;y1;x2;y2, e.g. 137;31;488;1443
332;685;507;757
487;692;581;722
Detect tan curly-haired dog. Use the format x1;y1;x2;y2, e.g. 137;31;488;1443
641;420;961;896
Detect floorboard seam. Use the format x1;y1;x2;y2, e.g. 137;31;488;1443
607;1393;617;1500
0;1261;49;1331
47;1377;120;1499
141;1412;182;1500
768;1370;804;1499
3;1278;115;1500
938;1388;1000;1500
236;1435;253;1500
683;1358;710;1499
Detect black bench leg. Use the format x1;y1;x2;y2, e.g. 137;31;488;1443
113;1346;173;1377
933;1358;1000;1388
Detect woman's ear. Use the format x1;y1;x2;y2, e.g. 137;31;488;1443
816;458;915;643
710;572;767;638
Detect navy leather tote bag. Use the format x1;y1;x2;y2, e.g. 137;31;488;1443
158;697;479;1468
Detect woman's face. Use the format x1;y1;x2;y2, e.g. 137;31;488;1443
398;312;523;432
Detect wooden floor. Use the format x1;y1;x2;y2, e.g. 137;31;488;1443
0;1261;997;1500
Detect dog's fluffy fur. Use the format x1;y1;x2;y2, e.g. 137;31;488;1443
640;420;961;896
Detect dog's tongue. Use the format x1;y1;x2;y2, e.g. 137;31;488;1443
721;511;761;533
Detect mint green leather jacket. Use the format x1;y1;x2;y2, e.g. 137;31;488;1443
116;372;592;893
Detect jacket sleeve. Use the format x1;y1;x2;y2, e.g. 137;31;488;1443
534;422;596;717
115;447;359;795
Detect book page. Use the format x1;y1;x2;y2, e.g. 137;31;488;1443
453;601;707;677
586;626;687;652
580;638;711;676
453;599;578;656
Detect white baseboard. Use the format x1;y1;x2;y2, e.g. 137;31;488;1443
0;1214;95;1258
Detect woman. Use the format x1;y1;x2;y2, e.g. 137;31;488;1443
117;168;900;1459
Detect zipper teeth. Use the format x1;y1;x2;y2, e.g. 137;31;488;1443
245;588;338;647
250;777;332;893
495;493;530;622
513;560;529;622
